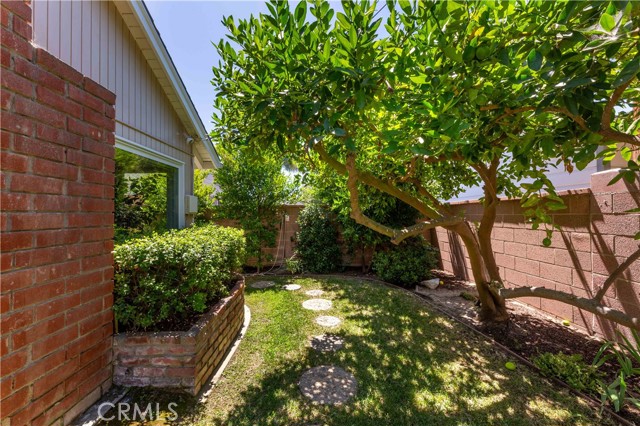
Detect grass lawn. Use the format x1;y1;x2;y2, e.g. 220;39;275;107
104;276;617;426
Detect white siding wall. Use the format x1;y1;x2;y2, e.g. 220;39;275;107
32;0;194;194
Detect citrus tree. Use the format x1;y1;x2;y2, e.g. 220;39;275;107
212;0;639;327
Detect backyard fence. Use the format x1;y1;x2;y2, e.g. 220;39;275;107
434;169;639;339
238;169;639;339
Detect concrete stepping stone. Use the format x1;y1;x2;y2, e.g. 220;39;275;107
305;289;324;297
315;316;341;328
310;334;344;352
299;365;357;405
302;299;332;311
283;284;301;291
250;281;275;289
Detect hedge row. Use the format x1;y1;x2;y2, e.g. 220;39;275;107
113;224;245;331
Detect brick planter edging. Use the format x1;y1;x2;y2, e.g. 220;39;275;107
113;277;245;394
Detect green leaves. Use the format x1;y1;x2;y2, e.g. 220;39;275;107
599;13;616;32
613;56;640;87
527;49;543;71
113;224;246;331
295;1;307;25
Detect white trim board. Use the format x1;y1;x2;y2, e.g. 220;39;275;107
125;1;222;169
115;136;186;228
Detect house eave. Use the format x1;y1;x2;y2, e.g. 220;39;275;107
114;0;221;169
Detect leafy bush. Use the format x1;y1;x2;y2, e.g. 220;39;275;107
113;224;245;331
114;173;169;243
284;256;303;274
594;330;640;412
533;352;603;395
371;237;439;287
295;204;342;273
193;169;217;224
212;147;296;271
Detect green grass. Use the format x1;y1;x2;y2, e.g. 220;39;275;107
104;276;617;426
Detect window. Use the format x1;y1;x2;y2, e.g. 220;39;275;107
114;142;184;242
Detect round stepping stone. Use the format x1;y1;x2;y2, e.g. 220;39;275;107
299;365;357;405
250;281;275;289
305;289;324;297
302;299;332;311
310;334;344;352
315;316;341;328
283;284;301;291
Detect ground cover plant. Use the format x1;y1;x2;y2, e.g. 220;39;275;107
113;224;245;331
212;0;640;327
100;277;619;425
533;352;604;395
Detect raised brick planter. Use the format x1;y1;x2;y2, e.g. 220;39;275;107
113;277;245;394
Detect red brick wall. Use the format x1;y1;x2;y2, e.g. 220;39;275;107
113;279;245;395
1;1;116;424
434;170;640;338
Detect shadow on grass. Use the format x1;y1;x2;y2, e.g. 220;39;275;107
215;277;612;426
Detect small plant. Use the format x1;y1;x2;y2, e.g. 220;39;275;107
113;224;245;331
284;256;303;274
295;204;343;273
593;330;640;412
533;352;603;395
371;237;439;287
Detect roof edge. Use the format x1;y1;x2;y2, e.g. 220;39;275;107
129;0;221;168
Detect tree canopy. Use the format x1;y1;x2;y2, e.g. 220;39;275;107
212;0;639;326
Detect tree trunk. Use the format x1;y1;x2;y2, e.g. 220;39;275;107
452;221;509;323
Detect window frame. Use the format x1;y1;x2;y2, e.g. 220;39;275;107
115;136;186;228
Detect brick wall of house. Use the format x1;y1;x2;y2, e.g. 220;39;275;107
433;170;640;338
1;1;116;424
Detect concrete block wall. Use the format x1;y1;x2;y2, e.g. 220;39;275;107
1;1;116;424
434;170;640;338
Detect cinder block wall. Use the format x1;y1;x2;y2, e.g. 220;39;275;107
1;1;116;424
434;170;640;338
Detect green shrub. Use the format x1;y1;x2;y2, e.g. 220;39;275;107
371;237;439;287
284;256;303;274
533;352;603;395
594;330;640;412
113;224;245;331
295;204;342;273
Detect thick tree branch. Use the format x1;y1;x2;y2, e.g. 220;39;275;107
594;247;640;303
500;287;640;330
345;154;462;244
602;78;633;132
314;143;443;219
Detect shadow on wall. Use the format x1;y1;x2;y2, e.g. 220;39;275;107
590;178;640;337
432;175;640;340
